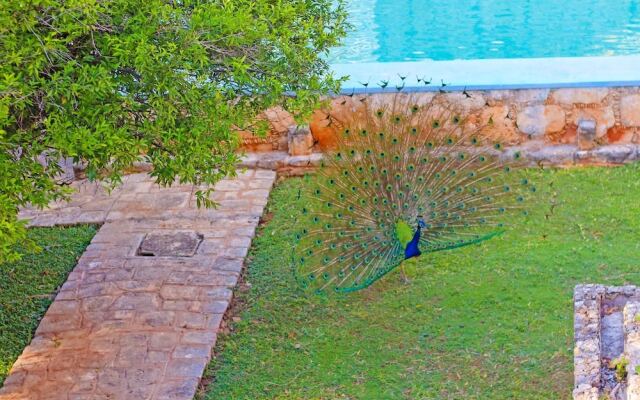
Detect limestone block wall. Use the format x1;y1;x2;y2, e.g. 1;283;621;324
308;88;640;151
239;87;640;161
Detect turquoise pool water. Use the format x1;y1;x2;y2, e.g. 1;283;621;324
330;0;640;63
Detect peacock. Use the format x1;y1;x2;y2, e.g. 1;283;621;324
291;93;535;294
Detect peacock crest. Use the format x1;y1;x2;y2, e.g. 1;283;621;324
292;93;535;294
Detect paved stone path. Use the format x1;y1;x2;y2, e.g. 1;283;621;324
0;170;276;400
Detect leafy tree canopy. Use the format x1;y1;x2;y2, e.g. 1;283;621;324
0;0;347;262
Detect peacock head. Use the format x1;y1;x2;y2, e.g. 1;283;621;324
395;217;425;249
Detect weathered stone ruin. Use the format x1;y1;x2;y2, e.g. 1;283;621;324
574;284;640;400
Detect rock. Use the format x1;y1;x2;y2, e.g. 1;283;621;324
513;89;550;104
571;107;615;138
443;92;486;112
572;385;599;400
138;232;203;257
487;89;549;104
577;120;597;150
238;106;295;152
607;125;634;144
592;145;639;164
551;88;609;104
309;109;338;150
263;106;296;136
516;105;565;136
287;125;314;156
621;95;640;127
237;130;276;152
526;144;576;164
36;153;76;184
479;105;518;143
309;96;366;150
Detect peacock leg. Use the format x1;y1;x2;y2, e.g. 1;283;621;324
399;264;411;284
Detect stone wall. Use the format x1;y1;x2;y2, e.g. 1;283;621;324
309;87;640;150
241;87;640;161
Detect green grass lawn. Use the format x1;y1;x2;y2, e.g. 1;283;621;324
0;225;96;386
200;164;640;400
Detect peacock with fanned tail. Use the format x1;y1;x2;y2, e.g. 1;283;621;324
291;93;536;294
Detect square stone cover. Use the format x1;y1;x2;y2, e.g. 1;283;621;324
137;231;203;257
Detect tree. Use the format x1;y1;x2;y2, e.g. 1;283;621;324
0;0;347;262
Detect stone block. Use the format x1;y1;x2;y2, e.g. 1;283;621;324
621;94;640;127
572;106;615;138
172;344;211;359
137;231;203;257
516;105;565;136
154;378;200;400
479;105;517;141
577;120;597;150
165;358;208;378
181;330;217;345
288;125;314;156
552;88;609;104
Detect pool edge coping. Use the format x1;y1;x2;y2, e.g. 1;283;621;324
331;55;640;94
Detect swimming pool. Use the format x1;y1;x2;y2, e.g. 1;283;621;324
330;0;640;63
330;0;640;91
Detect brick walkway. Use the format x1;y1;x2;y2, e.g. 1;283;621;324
0;170;276;400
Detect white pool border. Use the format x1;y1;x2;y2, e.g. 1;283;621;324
332;55;640;94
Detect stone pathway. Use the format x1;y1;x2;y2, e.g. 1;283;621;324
0;169;276;400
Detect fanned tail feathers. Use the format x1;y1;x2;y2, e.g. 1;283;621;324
292;93;535;294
